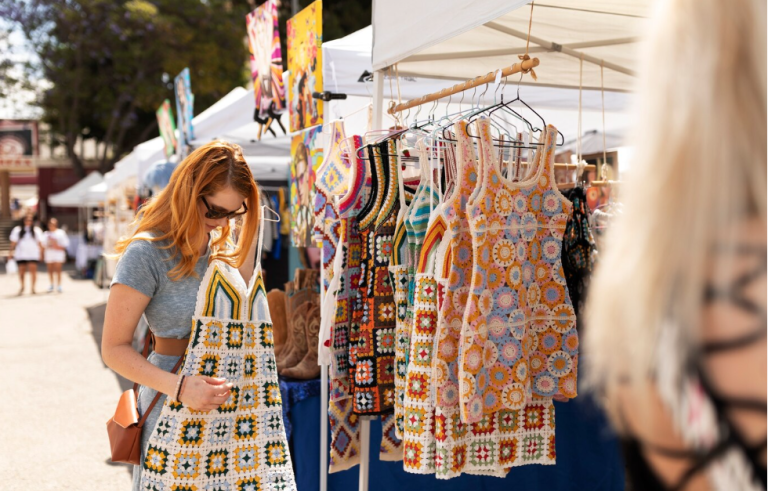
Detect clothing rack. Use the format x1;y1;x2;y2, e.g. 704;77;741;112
387;57;540;115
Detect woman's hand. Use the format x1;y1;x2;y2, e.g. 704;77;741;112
178;376;234;412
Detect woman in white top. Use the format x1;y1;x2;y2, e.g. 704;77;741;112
43;217;69;293
9;215;44;295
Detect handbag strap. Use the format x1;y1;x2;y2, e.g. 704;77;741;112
133;322;186;428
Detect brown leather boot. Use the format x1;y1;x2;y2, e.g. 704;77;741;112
281;302;322;379
277;300;312;372
275;283;295;368
268;290;288;357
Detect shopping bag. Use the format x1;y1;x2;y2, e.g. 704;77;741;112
6;259;17;274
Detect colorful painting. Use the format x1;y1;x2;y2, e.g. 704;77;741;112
174;67;195;157
246;0;286;120
287;0;323;132
290;126;323;246
156;99;177;158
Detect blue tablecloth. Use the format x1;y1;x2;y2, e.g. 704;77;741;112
279;376;322;441
287;389;625;491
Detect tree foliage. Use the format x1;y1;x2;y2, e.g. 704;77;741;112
1;0;371;176
2;0;249;175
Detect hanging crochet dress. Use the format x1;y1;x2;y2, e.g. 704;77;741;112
327;136;402;473
351;141;399;414
394;143;438;437
312;121;349;291
140;224;296;491
389;179;417;437
402;207;447;474
432;120;556;478
459;119;578;425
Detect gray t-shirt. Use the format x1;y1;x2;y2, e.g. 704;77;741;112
111;235;211;338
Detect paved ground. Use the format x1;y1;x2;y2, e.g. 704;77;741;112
0;268;133;490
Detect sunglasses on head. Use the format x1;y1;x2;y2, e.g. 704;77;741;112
201;196;248;220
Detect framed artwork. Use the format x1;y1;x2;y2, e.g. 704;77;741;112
246;0;286;120
156;99;177;158
174;67;195;157
290;125;323;246
287;0;323;132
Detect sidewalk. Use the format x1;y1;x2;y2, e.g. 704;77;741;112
0;271;132;490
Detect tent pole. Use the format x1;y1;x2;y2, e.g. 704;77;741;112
484;22;636;76
319;247;328;491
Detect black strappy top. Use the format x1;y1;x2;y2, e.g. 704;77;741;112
622;245;767;490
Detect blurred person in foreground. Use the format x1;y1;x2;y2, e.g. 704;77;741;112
43;218;69;293
584;0;766;490
101;142;261;489
9;214;44;295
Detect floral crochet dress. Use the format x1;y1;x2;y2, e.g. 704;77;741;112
432;120;556;478
459;120;578;424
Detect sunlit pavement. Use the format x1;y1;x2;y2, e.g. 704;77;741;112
0;270;132;490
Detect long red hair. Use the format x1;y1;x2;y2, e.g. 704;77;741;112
115;141;260;280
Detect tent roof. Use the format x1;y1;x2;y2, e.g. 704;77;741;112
85;181;107;204
218;122;291;182
558;130;625;155
187;86;254;146
372;0;649;92
48;172;104;208
106;87;258;190
325;25;632;112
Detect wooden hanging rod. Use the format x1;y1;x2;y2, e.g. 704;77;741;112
589;180;622;187
519;162;596;171
387;57;540;115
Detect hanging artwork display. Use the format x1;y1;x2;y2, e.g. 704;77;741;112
246;0;286;120
174;67;195;157
290;125;323;246
156;99;177;158
287;0;323;132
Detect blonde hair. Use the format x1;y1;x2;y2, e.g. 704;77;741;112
584;0;766;420
115;141;261;280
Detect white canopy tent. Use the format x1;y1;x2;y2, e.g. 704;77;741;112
322;26;632;143
325;25;633;112
48;172;105;208
104;86;260;192
371;0;648;92
218;122;291;182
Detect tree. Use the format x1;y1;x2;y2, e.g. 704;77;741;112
1;0;249;176
1;0;371;176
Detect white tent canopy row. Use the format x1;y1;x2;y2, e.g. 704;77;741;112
105;86;267;192
372;0;648;93
48;171;106;208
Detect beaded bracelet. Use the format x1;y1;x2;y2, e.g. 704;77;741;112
173;374;186;403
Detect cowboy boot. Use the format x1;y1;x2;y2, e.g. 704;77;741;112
277;300;312;372
282;302;322;379
277;280;314;369
275;283;295;368
268;289;288;357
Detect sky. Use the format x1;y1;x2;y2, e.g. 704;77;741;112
0;21;44;120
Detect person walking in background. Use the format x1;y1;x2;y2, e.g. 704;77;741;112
43;217;69;293
9;214;44;295
584;0;766;489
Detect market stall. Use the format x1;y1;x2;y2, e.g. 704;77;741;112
294;2;651;491
47;172;106;273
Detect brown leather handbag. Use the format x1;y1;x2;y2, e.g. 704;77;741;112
106;332;183;465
